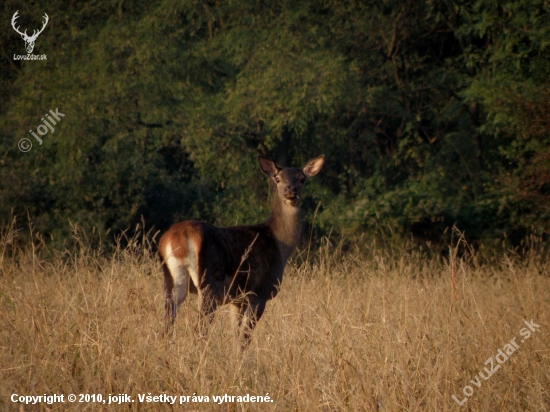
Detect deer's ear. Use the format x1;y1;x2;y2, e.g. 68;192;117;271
258;156;279;177
303;155;325;177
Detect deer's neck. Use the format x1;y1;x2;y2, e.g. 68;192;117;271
266;194;301;261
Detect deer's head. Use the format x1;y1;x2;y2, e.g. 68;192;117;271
11;11;49;54
258;155;325;207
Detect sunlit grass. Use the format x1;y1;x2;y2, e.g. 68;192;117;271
1;222;549;411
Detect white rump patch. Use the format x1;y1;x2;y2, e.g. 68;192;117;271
186;238;200;289
163;237;201;309
165;243;189;306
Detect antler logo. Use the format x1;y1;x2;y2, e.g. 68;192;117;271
11;11;49;54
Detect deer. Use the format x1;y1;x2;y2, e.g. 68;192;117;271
158;154;325;345
11;11;49;54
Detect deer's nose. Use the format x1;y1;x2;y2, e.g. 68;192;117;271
284;186;298;199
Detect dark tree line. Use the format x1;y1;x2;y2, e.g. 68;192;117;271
1;0;549;250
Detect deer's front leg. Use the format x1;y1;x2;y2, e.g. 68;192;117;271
241;299;266;347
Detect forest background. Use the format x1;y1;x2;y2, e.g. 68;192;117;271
1;0;549;252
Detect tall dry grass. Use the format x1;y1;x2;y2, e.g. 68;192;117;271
1;222;549;411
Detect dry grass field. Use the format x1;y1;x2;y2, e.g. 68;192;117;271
1;223;549;411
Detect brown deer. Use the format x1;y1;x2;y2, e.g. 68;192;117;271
158;154;325;344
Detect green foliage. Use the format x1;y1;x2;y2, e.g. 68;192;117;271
0;0;548;249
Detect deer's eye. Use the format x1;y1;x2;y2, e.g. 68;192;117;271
274;177;280;183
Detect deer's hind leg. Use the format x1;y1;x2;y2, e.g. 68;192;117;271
195;283;219;337
163;259;190;334
162;263;174;332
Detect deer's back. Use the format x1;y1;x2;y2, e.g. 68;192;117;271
159;220;285;302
